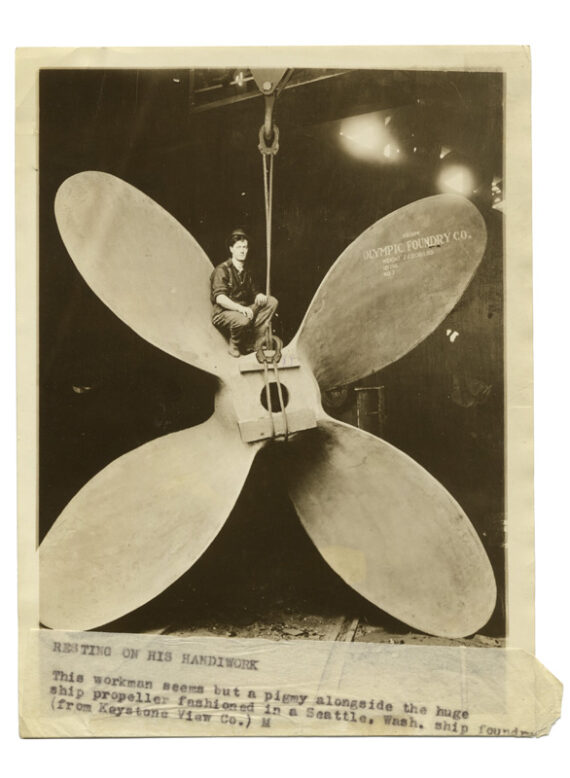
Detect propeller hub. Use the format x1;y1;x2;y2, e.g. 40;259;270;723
219;346;322;444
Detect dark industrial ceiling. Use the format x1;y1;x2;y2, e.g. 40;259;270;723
186;67;345;111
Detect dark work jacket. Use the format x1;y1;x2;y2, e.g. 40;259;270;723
210;259;260;316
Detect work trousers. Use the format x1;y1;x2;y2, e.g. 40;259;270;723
212;296;278;353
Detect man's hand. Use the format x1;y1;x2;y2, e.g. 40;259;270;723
254;293;268;307
214;294;254;319
239;305;254;320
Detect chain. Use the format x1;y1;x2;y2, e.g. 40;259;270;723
258;116;288;439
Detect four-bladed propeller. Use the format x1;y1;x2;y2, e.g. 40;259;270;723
40;171;496;637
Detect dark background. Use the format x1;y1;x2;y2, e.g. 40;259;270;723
39;67;504;637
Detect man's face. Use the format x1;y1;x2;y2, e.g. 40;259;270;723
230;239;249;262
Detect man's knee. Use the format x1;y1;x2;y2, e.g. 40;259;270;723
266;295;278;311
229;316;251;333
213;312;251;334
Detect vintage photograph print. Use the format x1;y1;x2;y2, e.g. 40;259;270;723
38;63;505;647
19;48;564;741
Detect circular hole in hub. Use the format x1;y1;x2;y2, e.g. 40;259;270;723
260;382;289;411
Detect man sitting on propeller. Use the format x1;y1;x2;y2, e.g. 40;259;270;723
210;228;278;357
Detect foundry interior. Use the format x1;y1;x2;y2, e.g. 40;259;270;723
39;66;505;645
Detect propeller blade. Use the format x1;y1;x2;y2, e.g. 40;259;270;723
55;171;230;377
294;195;487;390
39;409;261;630
285;418;496;638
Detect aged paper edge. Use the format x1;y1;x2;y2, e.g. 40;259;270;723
16;45;553;738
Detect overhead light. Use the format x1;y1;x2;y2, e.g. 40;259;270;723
439;146;452;159
383;144;400;159
437;163;476;196
340;111;399;163
435;152;481;198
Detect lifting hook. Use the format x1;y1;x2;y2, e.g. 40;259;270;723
250;68;292;150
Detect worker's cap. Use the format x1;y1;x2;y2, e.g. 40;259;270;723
227;228;250;248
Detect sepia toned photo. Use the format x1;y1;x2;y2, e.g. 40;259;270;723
17;47;560;738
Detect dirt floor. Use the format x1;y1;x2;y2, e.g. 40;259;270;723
156;599;505;648
164;616;504;647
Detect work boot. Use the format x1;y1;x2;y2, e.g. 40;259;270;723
228;342;241;358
